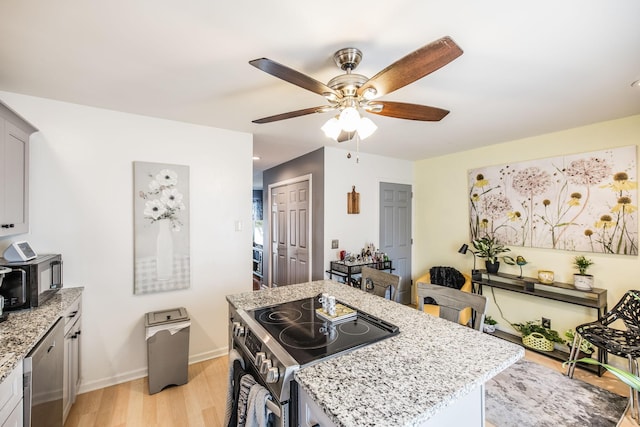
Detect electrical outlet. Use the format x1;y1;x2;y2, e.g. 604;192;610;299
541;317;551;329
331;239;339;249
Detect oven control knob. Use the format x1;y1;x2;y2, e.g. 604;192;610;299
232;322;240;333
259;358;272;374
255;352;266;366
234;324;245;337
266;366;280;383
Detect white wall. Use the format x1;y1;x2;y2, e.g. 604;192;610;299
323;146;414;268
0;92;253;392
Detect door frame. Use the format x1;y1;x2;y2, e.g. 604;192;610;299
267;174;313;287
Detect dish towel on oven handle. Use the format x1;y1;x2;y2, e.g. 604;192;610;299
237;374;257;426
245;382;273;427
225;350;246;427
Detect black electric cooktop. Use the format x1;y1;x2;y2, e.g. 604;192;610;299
250;294;399;366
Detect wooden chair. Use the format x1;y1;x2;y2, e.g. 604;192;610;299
415;272;473;327
360;266;400;300
416;282;487;331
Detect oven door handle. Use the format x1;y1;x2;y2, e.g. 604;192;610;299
265;398;281;418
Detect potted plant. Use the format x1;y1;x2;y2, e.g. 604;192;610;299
564;329;594;357
483;315;497;333
573;255;594;290
472;236;511;274
511;320;565;352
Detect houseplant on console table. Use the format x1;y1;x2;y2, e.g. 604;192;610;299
512;320;565;352
472;236;510;274
573;255;594;290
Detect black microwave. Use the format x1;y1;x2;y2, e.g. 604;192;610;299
0;254;63;310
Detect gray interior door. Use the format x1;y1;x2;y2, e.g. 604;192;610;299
379;182;412;304
271;179;310;286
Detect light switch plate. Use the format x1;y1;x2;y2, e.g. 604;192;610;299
331;239;339;249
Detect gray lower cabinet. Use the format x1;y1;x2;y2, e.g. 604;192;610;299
0;363;23;427
63;296;82;423
0;101;36;237
298;385;336;427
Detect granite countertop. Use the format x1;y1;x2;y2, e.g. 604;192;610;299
227;280;524;427
0;287;84;382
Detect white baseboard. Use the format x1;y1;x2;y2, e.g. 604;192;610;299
77;346;229;395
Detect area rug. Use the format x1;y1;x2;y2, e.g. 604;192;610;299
486;359;627;427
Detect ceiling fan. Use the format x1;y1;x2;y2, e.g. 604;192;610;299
249;36;463;141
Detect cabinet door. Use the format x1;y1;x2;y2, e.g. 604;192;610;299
63;327;72;422
71;317;81;401
0;363;23;426
1;399;23;427
0;119;29;236
63;317;81;423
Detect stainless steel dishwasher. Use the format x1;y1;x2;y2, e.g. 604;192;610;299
24;317;64;427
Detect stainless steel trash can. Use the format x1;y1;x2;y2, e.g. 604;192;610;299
145;307;190;394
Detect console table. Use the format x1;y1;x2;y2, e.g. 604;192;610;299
326;260;393;285
473;270;607;375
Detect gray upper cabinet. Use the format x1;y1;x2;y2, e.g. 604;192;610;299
0;102;37;237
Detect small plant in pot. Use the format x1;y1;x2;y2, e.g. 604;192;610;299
573;255;594;290
483;315;497;333
472;236;510;274
511;320;565;352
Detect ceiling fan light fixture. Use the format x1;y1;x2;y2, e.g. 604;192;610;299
357;117;377;140
321;117;342;140
339;107;360;132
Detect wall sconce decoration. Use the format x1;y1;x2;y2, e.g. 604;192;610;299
347;186;360;214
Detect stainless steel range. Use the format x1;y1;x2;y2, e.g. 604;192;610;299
229;293;399;426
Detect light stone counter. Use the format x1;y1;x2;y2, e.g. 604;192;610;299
227;280;524;427
0;287;84;382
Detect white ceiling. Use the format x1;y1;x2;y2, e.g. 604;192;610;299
1;1;639;188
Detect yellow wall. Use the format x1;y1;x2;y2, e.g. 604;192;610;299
414;114;640;343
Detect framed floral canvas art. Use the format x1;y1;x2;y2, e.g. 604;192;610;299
468;146;637;255
133;161;190;294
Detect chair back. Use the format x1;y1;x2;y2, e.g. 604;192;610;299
360;267;400;301
604;290;640;332
416;282;487;330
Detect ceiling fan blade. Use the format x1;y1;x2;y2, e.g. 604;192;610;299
252;106;326;124
358;36;463;98
250;58;341;98
366;101;450;121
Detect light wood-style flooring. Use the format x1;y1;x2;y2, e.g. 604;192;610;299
65;350;634;427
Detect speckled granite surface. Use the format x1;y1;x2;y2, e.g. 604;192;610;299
0;287;83;382
227;280;524;427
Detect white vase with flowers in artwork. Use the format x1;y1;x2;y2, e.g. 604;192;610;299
156;218;174;280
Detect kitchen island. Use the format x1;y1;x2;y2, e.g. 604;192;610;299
227;280;524;427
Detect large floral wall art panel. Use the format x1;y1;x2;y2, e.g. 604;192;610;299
468;146;637;255
134;162;190;294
